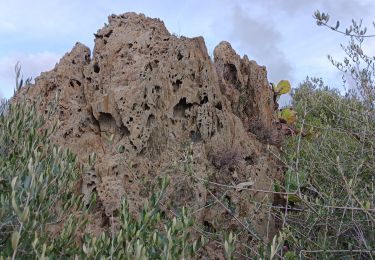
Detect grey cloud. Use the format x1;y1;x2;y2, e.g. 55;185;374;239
228;5;293;82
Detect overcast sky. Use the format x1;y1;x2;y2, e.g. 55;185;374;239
1;0;374;101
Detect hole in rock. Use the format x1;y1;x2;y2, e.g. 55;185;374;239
200;96;208;105
129;140;137;151
190;131;202;143
203;221;216;233
140;147;146;156
144;62;152;72
223;63;238;85
173;97;193;118
146;114;155;127
215;102;222;110
104;29;113;38
98;112;116;132
177;51;183;61
245;155;255;165
172;79;183;92
93;63;100;73
120;125;130;137
216;117;223;130
87;181;95;188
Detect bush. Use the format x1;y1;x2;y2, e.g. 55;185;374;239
81;179;206;259
0;98;85;258
281;79;374;258
278;15;375;259
0;76;205;259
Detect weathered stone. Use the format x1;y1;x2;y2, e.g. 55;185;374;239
214;41;280;144
16;12;284;255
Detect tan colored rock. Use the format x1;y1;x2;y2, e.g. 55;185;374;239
16;12;284;255
214;41;280;144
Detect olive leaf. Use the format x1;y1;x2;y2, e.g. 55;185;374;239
287;194;302;203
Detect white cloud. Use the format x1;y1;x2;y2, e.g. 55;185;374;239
0;52;60;98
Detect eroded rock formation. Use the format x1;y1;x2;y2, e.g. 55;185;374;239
17;12;283;256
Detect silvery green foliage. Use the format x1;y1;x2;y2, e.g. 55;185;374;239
0;98;9;116
0;99;205;259
281;77;375;258
14;62;32;93
82;178;206;259
275;13;375;259
0;100;84;258
314;11;375;109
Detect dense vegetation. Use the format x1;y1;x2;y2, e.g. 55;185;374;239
276;14;375;259
279;78;374;259
0;88;205;259
1;12;374;259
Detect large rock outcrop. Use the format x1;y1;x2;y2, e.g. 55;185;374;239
17;12;283;256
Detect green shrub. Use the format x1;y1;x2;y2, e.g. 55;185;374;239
81;178;206;259
0;72;205;259
279;14;375;258
0;98;85;258
282;79;374;256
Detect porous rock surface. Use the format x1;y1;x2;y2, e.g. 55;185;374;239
18;12;283;255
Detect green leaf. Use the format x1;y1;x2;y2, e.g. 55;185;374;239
284;251;297;260
11;231;20;251
364;201;371;210
21;206;30;223
11;176;18;190
273;181;281;192
11;191;22;217
117;145;125;153
287;194;302;203
284;170;307;193
278;108;297;124
275;80;291;95
335;20;340;30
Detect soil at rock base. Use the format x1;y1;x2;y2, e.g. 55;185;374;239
16;12;284;257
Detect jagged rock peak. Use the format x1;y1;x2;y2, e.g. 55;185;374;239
16;12;283;257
